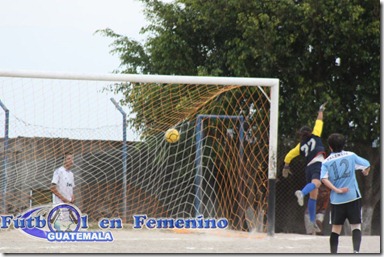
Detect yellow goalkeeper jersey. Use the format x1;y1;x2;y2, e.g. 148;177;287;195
284;119;324;164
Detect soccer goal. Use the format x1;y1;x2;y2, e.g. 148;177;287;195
0;70;279;235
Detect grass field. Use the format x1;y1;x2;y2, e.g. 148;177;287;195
0;227;381;254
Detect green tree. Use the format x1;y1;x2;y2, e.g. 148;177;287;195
99;0;380;234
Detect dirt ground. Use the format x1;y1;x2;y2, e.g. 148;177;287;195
0;227;381;254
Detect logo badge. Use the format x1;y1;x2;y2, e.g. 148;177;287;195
1;204;116;242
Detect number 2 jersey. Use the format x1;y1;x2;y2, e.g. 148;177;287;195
320;151;370;204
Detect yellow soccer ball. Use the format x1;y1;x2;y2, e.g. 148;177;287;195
165;128;180;143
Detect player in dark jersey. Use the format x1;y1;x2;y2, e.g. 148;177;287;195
282;102;327;233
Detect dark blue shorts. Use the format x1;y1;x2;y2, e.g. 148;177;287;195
305;162;321;183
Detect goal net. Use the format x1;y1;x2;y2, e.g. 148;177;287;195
0;71;278;234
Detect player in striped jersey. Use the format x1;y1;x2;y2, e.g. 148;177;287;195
320;133;370;253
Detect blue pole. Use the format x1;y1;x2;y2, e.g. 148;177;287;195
194;116;203;216
110;98;127;223
194;114;244;218
239;116;244;162
0;100;9;214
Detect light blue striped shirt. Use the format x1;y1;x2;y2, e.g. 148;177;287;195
320;151;370;204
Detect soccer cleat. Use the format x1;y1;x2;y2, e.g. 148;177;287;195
295;190;304;206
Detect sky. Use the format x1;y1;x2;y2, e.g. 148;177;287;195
0;0;147;73
0;0;149;141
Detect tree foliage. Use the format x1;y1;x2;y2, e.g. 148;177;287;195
98;0;380;234
98;0;380;144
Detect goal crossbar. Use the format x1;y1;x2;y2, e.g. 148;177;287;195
0;70;278;87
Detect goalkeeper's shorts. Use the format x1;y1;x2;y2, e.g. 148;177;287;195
305;162;321;182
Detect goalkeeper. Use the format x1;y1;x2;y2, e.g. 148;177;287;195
282;102;327;233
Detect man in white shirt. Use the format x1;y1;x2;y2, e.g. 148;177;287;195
50;152;75;231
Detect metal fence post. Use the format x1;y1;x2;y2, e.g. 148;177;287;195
110;98;127;223
0;99;9;214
